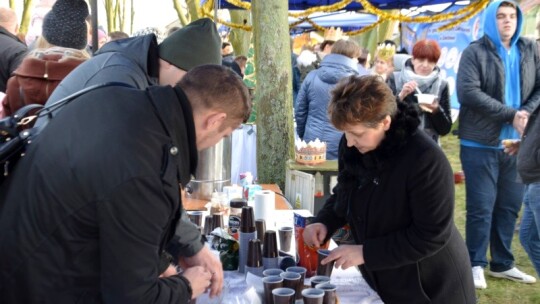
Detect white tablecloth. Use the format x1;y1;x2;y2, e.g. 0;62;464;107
213;265;383;304
197;210;383;303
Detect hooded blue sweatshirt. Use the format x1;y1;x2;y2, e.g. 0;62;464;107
484;0;523;143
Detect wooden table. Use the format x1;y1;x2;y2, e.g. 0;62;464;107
183;184;291;211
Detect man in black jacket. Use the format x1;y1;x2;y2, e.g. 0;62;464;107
0;7;27;93
0;65;251;303
33;16;225;287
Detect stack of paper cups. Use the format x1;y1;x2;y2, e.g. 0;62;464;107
254;190;275;222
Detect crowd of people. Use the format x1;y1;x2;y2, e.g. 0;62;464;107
0;0;539;303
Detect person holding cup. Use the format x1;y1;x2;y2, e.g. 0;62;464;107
303;75;476;303
387;39;452;142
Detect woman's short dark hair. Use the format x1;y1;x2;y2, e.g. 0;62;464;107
412;39;441;63
329;75;397;130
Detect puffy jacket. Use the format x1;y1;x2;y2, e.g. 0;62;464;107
35;34;159;126
295;54;358;159
1;49;86;117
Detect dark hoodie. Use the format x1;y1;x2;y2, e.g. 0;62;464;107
35;34;160;126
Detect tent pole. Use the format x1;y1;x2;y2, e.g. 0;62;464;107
214;0;218;24
91;0;98;53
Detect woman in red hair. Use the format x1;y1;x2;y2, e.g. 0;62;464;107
388;39;452;142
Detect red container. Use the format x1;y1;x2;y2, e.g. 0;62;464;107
454;171;465;184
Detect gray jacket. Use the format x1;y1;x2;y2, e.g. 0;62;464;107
457;36;540;146
517;103;540;184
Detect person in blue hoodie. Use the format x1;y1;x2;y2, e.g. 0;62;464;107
295;39;360;160
457;0;540;289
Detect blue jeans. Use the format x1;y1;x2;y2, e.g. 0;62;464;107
460;146;524;272
519;183;540;277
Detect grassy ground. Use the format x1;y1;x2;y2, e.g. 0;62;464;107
440;133;540;304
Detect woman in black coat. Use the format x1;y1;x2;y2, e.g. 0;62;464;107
304;75;476;303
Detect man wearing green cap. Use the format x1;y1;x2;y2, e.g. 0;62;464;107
39;17;222;119
34;17;225;294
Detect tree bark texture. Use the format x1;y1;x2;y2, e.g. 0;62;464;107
18;0;34;36
252;0;294;188
173;0;189;26
229;10;251;57
186;0;201;22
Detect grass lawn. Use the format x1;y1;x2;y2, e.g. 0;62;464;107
440;133;540;304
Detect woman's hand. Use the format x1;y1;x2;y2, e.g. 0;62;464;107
181;266;212;299
321;245;365;270
398;80;418;100
418;97;439;113
303;223;328;249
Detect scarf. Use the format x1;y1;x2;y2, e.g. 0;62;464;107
395;59;442;95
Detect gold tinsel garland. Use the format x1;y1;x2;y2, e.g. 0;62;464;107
200;0;490;35
200;0;253;30
437;0;490;31
356;0;489;31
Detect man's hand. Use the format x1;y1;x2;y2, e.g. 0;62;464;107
178;246;223;298
158;264;178;278
513;110;529;135
502;139;520;156
181;266;212;299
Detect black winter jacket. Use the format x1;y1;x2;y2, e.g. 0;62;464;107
314;103;476;303
517;103;540;184
457;35;540;146
0;85;199;303
0;26;27;92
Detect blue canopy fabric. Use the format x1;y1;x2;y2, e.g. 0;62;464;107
217;0;457;10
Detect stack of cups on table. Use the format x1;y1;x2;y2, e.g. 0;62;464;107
236;202;337;303
262;263;337;304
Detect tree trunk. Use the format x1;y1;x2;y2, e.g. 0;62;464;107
119;0;127;32
104;0;114;33
252;0;294;188
229;10;251;57
18;0;34;37
173;0;189;26
186;0;200;22
115;1;121;32
9;0;15;9
130;0;135;34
